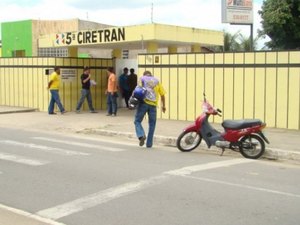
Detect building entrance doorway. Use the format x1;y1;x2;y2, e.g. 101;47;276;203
115;59;138;108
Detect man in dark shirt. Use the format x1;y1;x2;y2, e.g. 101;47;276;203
119;67;130;108
128;68;138;96
76;67;97;113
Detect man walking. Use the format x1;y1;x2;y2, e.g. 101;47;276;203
76;66;97;113
47;66;66;115
134;71;166;148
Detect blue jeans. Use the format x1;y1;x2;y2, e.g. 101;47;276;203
134;102;157;147
106;92;118;115
76;89;94;111
48;90;65;114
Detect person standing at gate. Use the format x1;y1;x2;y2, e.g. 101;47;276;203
128;68;138;97
47;66;66;115
105;67;118;116
118;67;130;108
76;66;97;113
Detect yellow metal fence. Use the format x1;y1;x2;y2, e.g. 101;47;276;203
0;57;113;112
1;52;300;130
138;51;300;130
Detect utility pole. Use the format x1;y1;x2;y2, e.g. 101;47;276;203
151;3;153;23
250;23;253;51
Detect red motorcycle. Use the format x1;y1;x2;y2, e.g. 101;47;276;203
176;93;270;159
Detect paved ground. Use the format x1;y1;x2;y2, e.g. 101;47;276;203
0;105;300;163
0;105;300;225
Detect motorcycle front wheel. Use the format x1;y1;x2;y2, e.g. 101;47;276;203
239;134;265;159
176;131;202;152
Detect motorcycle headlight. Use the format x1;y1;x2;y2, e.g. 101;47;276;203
202;105;208;113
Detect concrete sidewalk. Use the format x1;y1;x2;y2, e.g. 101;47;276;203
0;204;65;225
0;105;300;162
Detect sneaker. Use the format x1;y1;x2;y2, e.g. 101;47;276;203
49;112;57;115
106;114;112;116
90;110;98;113
76;110;80;113
139;136;146;146
61;110;67;114
112;114;116;117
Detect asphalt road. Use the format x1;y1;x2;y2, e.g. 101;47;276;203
0;127;300;225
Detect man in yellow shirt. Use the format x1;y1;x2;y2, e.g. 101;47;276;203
47;66;66;115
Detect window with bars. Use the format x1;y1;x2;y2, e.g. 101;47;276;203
38;48;68;57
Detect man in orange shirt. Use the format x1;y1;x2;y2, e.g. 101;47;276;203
105;67;118;116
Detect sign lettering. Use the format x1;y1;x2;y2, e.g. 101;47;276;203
56;27;126;46
61;69;76;82
221;0;253;24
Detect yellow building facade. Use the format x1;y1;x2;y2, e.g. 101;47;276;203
38;23;224;57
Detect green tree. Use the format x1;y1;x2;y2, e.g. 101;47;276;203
258;0;300;50
211;30;241;52
223;30;241;51
212;30;262;52
238;33;261;51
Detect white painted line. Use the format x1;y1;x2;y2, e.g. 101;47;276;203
37;174;169;220
0;140;90;156
185;175;300;198
165;158;252;176
0;153;49;166
33;137;125;152
0;203;66;225
50;133;138;147
37;158;252;220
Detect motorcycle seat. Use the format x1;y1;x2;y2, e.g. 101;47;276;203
222;119;262;130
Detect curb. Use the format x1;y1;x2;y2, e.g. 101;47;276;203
0;108;38;114
88;129;300;162
263;148;300;162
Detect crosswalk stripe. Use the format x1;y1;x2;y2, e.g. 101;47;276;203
32;137;125;152
0;153;49;166
37;158;253;220
0;140;90;156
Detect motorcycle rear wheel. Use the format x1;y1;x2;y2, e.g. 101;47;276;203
239;134;265;159
176;131;202;152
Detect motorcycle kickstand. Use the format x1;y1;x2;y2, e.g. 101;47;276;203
220;148;225;156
